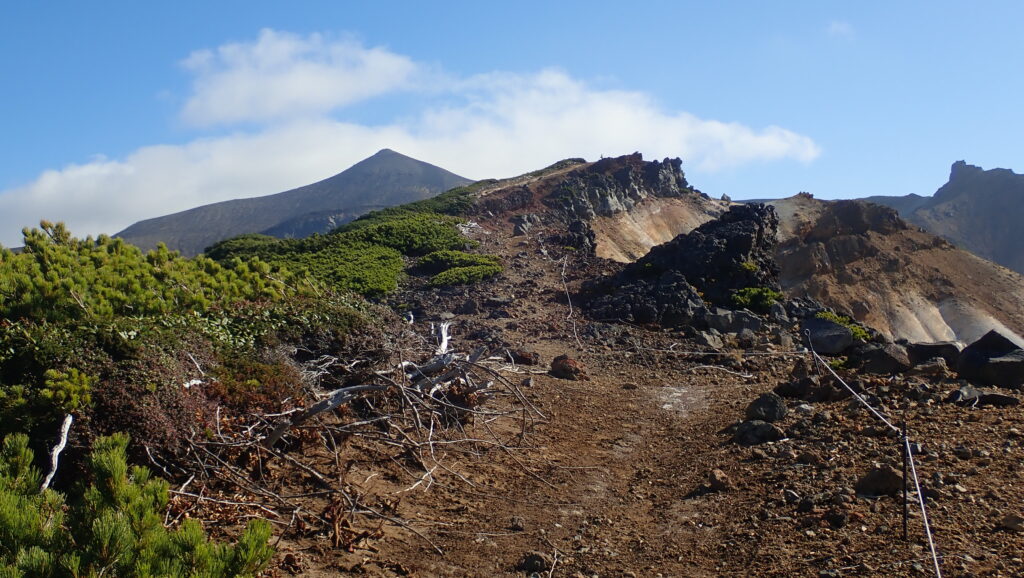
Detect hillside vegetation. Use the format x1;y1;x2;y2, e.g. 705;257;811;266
205;182;502;293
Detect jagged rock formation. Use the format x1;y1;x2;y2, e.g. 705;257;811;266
459;152;1024;346
116;149;472;256
865;161;1024;274
585;204;780;327
469;153;726;261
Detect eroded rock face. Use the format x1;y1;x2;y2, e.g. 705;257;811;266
585;204;781;328
543;153;694;222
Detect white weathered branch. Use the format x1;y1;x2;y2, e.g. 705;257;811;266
40;414;73;491
263;385;386;448
435;321;452;355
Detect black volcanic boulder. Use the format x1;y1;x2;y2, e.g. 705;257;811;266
957;330;1024;388
587;270;707;327
907;341;963;366
801;317;854;355
584;204;780;328
857;343;912;375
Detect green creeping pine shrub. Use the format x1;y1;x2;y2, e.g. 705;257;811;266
0;368;97;437
731;287;783;313
0;222;300;323
338;182;491;232
341;213;470;256
416;250;500;275
739;260;758;273
0;433;274;577
827;356;849;370
429;264;503;287
815;311;871;341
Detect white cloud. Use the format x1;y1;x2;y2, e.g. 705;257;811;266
180;29;418;126
0;31;821;247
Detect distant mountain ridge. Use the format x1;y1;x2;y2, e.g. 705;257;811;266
863;161;1024;274
115;149;472;256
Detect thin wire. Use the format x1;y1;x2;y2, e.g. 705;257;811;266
805;331;901;434
905;437;943;577
810;349;901;434
805;330;941;577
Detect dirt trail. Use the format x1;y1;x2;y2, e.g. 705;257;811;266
338;227;795;577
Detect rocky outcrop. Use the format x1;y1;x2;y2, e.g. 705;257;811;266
772;193;1024;344
865;161;1024;275
543;153;696;223
585;204;781;328
634;203;780;306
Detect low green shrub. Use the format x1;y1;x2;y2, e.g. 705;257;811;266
815;311;871;341
342;213;470;256
429;264;503;287
0;432;274;577
416;250;500;275
731;287;783;313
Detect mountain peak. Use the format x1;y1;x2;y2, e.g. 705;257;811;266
115;150;471;255
950;160;984;182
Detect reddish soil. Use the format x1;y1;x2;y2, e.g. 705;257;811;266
181;219;1024;577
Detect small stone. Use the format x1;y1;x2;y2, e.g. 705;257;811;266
517;551;553;573
709;469;732;492
783;489;801;504
855;464;904;496
997;514;1024;532
550;355;589;380
824;509;849;529
797;496;817;513
734;420;786;446
746;392;788;422
509;516;526;532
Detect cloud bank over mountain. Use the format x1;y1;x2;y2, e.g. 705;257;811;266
0;29;820;247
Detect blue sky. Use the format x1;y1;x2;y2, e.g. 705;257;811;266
1;1;1022;246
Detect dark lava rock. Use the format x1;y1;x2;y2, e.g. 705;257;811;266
746;392;788;422
695;331;724;350
769;301;789;323
824;509;849;529
586;270;708;328
801;317;854;354
517;551;553;573
858;343;912;374
957;330;1024;388
585;204;779;328
907;341;963;366
945;385;1020;407
637;204;780;306
774;376;819;399
734;420;786;446
855;464;903;496
707;308;763;334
